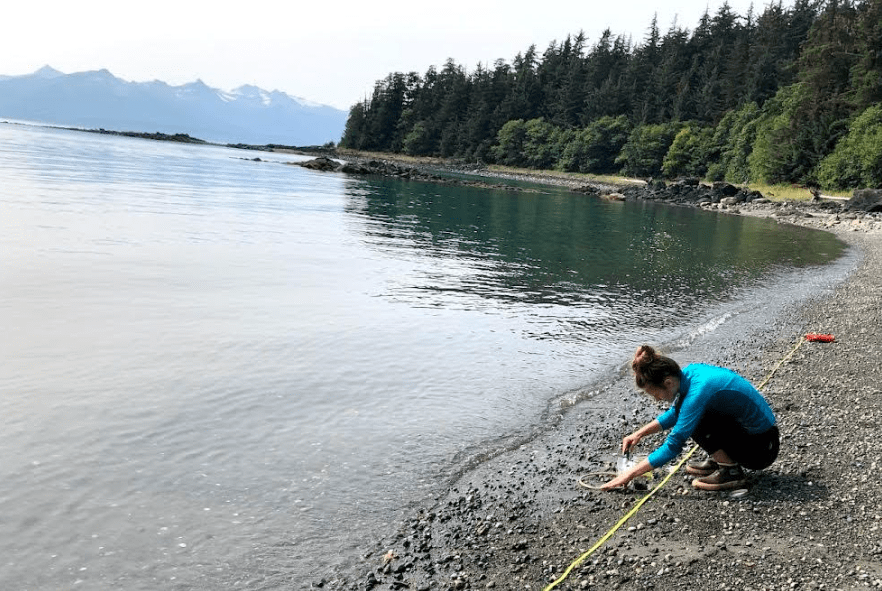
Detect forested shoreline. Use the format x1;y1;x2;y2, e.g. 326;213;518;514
340;0;881;190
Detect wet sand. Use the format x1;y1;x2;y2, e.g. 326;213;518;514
323;181;882;591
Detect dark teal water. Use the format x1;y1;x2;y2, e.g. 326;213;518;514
349;178;842;314
0;121;847;588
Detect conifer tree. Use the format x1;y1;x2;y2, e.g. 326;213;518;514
339;1;875;188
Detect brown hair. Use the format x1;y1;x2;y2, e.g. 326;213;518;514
631;345;682;389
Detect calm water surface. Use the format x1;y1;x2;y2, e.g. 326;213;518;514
0;122;846;589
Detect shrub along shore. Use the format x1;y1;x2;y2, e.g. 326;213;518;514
319;157;882;590
302;151;882;229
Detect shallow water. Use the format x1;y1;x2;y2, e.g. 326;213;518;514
0;122;847;588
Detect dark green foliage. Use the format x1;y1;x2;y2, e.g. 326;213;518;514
817;104;882;189
558;115;631;173
402;121;433;156
490;119;528;166
522;118;561;169
581;30;632;122
662;124;715;178
706;102;761;183
747;1;870;186
341;101;368;150
749;83;812;184
340;0;880;188
616;122;684;178
850;0;882;108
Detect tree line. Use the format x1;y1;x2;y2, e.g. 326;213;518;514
340;0;882;190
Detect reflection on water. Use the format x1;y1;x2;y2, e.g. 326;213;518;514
344;177;842;333
0;122;845;589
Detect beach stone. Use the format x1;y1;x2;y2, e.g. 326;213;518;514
845;188;882;212
711;181;739;196
297;156;341;171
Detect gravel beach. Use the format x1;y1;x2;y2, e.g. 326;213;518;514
321;165;882;591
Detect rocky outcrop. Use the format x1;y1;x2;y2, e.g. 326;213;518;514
621;179;882;233
294;156;882;219
339;159;422;178
293;157;438;178
620;178;765;206
845;188;882;212
83;128;208;144
294;157;544;193
296;156;341;172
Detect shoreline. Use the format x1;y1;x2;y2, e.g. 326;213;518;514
323;162;882;590
309;151;882;235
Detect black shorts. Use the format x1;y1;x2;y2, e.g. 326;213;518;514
691;410;780;470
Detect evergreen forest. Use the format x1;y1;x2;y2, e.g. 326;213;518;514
340;0;882;190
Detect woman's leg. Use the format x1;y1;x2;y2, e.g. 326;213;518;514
711;449;736;464
689;410;749;490
737;425;780;470
690;409;738;457
688;410;780;489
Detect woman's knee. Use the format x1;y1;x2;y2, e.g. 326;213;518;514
739;426;780;470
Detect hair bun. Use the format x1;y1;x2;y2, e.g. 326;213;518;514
632;345;657;371
631;345;681;388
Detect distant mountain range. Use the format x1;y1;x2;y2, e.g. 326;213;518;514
0;66;348;146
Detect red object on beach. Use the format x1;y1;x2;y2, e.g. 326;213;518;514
805;333;835;342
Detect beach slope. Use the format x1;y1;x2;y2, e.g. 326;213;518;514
326;210;881;591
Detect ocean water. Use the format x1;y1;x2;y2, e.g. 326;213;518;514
0;122;847;589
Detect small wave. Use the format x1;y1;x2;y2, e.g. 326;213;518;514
677;311;735;347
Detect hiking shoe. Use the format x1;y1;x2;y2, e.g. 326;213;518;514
685;458;719;476
692;465;747;491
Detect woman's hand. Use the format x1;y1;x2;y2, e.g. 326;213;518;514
600;457;653;491
621;432;642;454
600;472;632;490
619;419;663;454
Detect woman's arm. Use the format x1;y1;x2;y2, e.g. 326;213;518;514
600;457;653;490
620;419;662;454
600;419;663;491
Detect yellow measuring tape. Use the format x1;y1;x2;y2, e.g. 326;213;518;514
543;337;805;591
757;338;804;390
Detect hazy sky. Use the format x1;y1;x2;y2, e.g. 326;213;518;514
3;0;765;110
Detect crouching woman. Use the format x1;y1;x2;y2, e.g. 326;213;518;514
601;345;779;491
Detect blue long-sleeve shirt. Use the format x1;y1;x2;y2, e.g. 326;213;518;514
647;363;776;467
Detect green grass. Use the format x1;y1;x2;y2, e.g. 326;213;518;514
335;148;454;166
748;183;852;202
334;150;860;201
486;164;643;186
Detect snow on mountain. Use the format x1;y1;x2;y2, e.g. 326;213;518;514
0;66;348;145
292;95;324;108
33;65;65;79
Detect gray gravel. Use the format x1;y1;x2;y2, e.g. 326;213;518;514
322;201;882;591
